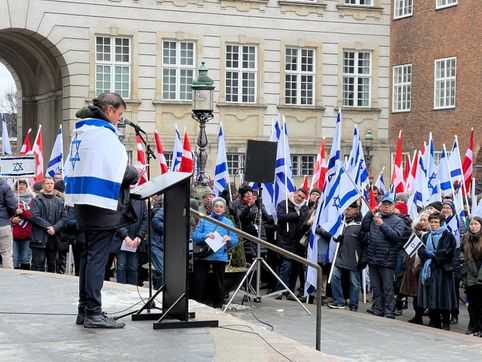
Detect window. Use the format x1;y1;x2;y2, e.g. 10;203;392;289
96;36;131;99
285;47;315;105
225;45;257;103
434;57;456;109
436;0;457;10
392;64;412;112
343;51;372;107
227;153;246;175
164;152;173;170
162;41;196;101
394;0;413;18
291;155;315;176
344;0;373;5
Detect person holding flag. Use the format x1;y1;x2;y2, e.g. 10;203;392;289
64;92;139;329
361;193;406;319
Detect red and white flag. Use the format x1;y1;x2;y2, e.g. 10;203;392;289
33;126;44;182
311;138;327;192
391;130;405;193
369;185;378;209
154;130;169;175
134;135;148;186
462;128;474;194
405;150;419;194
302;175;309;200
403;153;411;185
20;128;32;155
179;131;193;173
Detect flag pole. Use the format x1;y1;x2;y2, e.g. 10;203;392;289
455;135;471;216
374;166;385;187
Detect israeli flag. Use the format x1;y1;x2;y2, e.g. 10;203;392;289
407;150;429;220
261;117;282;217
375;172;387;195
214;123;229;197
64;119;127;210
438;147;452;196
171;128;183;172
426;135;441;203
274;116;295;209
446;212;462;248
448;137;464;186
46;125;63;177
346;125;369;189
1;113;12;155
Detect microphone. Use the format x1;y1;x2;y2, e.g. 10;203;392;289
123;118;146;134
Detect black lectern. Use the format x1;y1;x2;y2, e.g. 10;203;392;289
130;172;218;329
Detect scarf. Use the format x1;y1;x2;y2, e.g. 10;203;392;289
290;193;306;213
421;225;446;285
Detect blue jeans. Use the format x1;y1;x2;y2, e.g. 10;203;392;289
116;251;138;286
151;237;164;289
13;239;31;267
331;265;361;307
276;257;296;292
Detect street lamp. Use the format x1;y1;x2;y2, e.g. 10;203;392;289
364;130;374;175
191;62;215;186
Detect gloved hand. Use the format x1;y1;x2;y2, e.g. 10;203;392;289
425;250;436;259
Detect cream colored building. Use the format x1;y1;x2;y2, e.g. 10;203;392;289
0;0;391;184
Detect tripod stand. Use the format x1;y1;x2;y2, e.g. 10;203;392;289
223;183;310;314
115;126;163;321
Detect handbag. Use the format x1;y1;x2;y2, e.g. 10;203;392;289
193;242;214;259
299;234;309;247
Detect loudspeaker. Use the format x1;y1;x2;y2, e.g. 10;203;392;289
245;139;277;184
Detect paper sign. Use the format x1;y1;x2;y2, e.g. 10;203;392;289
204;231;226;253
0;156;36;177
120;240;137;253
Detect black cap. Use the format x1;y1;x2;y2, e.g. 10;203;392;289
54;180;65;193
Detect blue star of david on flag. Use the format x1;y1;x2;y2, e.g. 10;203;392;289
12;162;23;172
69;133;81;170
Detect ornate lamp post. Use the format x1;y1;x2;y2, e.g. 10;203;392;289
365;130;374;179
191;62;215;186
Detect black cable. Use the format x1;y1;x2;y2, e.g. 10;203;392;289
247;295;274;332
0;311;76;316
220;325;294;362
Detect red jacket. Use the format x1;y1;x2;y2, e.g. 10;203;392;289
11;202;31;240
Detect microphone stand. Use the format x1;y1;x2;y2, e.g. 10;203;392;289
116;125;163;320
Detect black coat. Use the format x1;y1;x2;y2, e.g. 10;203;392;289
112;199;148;254
30;194;67;248
417;229;457;310
334;212;366;271
276;199;308;254
0;178;17;226
361;211;406;269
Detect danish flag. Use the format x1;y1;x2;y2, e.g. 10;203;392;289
154;130;169;174
311;138;327;191
19;128;32;155
462;128;474;194
391;130;405;193
134;135;148;186
178;131;193;173
32;126;44;182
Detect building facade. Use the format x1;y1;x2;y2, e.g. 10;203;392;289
390;0;481;189
0;0;391;183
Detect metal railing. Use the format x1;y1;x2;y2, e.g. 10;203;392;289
190;209;323;351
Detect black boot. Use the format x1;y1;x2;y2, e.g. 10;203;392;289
84;313;125;329
20;263;31;270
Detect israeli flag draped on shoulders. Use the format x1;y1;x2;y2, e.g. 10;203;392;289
64;118;128;211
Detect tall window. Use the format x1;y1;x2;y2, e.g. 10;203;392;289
162;41;196;101
164;152;173;170
434;57;456;109
285;47;315;105
225;45;257;103
343;51;372;107
392;64;412;112
96;36;131;99
436;0;457;9
344;0;373;5
394;0;413;18
227;153;246;175
291;155;315;176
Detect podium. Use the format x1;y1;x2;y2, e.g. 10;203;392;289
130;172;218;329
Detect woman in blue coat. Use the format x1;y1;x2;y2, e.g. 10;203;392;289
192;197;238;308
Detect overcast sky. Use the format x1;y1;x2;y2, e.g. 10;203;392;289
0;63;16;113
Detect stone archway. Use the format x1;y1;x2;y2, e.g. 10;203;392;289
0;28;69;163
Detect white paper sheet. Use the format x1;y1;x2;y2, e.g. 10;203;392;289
204;231;226;253
120;240;138;253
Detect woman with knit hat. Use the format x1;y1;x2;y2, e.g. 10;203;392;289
461;216;482;336
192;197;238;308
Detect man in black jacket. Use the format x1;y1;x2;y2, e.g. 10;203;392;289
361;194;406;319
30;177;67;272
275;188;308;299
70;92;139;329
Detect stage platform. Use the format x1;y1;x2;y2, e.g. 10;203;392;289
1;269;481;361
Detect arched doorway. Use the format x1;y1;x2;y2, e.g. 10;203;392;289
0;28;69;163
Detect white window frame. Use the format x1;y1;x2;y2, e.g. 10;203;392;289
95;36;131;99
162;41;196;101
227;153;246;175
344;0;373;6
434;57;456;110
436;0;458;10
285;47;316;106
392;64;412;112
291;154;315;177
225;45;257;104
343;50;372;108
394;0;413;19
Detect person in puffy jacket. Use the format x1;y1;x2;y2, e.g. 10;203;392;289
192;197;238;308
